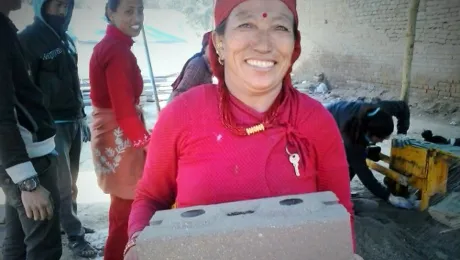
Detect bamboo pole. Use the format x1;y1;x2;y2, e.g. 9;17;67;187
141;28;161;113
400;0;421;103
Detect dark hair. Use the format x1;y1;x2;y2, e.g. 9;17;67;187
105;0;121;22
215;19;227;35
342;106;394;145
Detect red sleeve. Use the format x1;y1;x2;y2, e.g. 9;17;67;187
312;106;356;252
128;95;190;237
105;47;150;148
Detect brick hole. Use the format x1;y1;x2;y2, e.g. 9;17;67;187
151;220;163;225
279;198;303;206
180;209;205;218
226;210;255;216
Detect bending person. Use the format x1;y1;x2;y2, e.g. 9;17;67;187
327;101;414;209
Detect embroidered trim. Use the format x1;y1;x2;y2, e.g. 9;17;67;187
133;133;150;148
93;128;131;175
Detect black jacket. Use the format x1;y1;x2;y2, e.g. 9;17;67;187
0;13;55;180
326;100;411;200
18;17;85;121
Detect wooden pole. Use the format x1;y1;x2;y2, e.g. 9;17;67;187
141;28;161;113
400;0;421;103
210;0;216;29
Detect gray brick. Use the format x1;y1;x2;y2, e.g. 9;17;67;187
136;192;353;260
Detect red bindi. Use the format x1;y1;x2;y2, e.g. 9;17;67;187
262;12;267;18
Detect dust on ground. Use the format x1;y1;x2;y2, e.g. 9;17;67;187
354;194;460;260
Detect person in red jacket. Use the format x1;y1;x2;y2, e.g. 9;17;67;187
88;0;149;259
125;0;357;258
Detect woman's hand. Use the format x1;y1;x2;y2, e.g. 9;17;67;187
123;246;138;260
388;194;414;209
353;254;364;260
124;231;141;260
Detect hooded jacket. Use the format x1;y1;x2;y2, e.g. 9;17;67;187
18;0;85;121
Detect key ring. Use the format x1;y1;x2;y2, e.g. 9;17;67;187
285;146;293;155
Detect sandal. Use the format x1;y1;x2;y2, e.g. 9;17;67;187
84;226;95;234
68;238;98;258
61;226;95;235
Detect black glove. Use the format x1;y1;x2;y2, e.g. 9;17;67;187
366;146;381;162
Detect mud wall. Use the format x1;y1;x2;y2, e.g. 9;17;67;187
295;0;460;100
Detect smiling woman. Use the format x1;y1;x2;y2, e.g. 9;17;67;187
89;0;150;259
105;0;144;37
126;0;357;259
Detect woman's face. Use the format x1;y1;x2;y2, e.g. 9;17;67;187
214;0;295;94
108;0;144;38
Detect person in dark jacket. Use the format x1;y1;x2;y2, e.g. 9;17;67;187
17;0;97;257
326;100;414;209
0;1;62;259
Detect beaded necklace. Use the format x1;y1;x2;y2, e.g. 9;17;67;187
218;84;284;136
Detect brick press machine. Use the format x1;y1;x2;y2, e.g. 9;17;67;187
366;138;460;211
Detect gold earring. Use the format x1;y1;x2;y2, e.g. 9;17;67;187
215;42;224;65
218;55;224;65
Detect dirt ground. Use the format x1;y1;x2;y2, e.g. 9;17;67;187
353;193;460;260
1;88;459;260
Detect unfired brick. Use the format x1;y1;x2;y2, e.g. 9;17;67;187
136;191;354;260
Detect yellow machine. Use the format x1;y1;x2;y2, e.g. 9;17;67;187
366;139;460;211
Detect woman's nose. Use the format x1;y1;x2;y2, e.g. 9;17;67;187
252;30;272;53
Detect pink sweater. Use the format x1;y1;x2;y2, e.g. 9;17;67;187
128;85;354;246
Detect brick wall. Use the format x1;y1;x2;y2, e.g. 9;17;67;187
294;0;460;101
